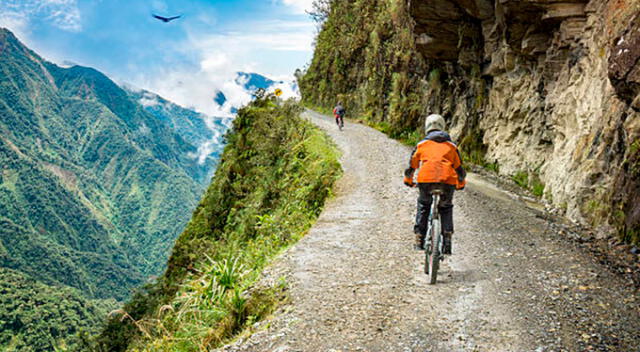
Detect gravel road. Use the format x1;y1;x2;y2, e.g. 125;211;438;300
218;110;640;352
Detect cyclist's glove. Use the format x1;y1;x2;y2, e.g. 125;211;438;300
404;167;414;178
404;167;415;188
456;177;467;191
455;166;466;190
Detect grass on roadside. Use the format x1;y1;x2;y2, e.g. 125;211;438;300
512;170;545;198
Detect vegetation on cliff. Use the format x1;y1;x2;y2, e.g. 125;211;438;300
299;0;488;163
96;97;341;351
300;0;423;138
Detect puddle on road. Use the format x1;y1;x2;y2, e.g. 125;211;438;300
522;198;546;213
466;173;514;203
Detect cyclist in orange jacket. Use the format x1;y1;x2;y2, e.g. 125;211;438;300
404;114;466;254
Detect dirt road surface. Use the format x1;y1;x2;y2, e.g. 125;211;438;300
218;111;640;352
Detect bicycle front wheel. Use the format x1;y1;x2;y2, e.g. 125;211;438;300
427;219;441;284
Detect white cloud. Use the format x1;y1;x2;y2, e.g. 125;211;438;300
281;0;314;14
44;1;81;31
136;61;247;118
134;18;312;118
200;53;231;73
193;19;315;53
193;140;216;165
0;0;81;34
0;11;28;40
217;31;313;52
195;114;233;165
138;93;161;108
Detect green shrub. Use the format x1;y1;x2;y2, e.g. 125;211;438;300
459;129;488;166
485;162;499;173
530;175;545;197
621;227;640;244
512;171;529;189
428;69;441;88
512;171;545;198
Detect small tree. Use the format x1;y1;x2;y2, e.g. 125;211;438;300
308;0;332;24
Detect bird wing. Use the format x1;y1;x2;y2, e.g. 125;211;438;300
167;15;181;21
152;14;169;21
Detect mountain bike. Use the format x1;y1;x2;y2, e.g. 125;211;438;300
424;189;444;284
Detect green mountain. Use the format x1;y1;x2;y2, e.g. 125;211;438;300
0;28;226;350
125;87;232;183
0;268;116;351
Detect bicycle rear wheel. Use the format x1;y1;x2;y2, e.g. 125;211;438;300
427;218;441;284
424;229;431;275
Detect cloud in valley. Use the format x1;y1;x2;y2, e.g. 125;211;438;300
138;18;311;117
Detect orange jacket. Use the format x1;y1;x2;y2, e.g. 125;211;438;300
409;131;466;189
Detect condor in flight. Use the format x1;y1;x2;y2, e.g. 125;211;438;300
152;14;181;23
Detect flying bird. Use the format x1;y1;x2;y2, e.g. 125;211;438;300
152;14;181;23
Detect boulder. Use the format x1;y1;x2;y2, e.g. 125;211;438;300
609;14;640;109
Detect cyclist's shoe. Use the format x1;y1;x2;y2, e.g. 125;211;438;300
414;233;425;251
443;232;452;255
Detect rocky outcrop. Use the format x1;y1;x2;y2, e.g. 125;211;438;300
609;14;640;110
609;13;640;243
406;0;640;239
301;0;640;243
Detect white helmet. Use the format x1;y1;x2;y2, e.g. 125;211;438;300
424;114;445;134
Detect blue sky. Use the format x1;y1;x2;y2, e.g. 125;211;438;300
0;0;315;115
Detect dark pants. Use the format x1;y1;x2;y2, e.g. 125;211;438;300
414;183;455;236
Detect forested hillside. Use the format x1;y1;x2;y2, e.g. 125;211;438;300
0;268;115;351
300;0;640;245
96;97;341;351
0;28;227;350
126;88;232;182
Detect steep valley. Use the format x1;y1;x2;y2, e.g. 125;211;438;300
0;28;228;350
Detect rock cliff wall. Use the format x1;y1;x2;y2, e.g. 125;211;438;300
300;0;640;243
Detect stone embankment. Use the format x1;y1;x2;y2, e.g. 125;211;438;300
410;0;640;240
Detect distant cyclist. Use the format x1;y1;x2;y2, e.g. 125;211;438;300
333;102;345;130
403;114;466;254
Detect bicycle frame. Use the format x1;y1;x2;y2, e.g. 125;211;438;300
425;191;443;284
427;193;440;233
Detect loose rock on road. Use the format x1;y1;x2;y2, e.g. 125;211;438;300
218;110;640;352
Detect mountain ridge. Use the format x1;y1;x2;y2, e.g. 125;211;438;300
0;27;229;351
